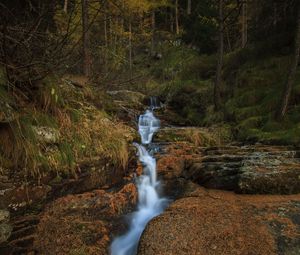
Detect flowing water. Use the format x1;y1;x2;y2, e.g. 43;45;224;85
110;103;168;255
149;96;161;110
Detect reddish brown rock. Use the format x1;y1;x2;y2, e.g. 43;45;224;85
34;183;137;255
138;187;300;255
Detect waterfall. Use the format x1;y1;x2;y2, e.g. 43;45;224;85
110;103;167;255
138;110;160;145
149;96;161;110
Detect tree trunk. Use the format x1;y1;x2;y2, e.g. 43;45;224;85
81;0;91;76
273;2;278;27
214;0;224;111
170;8;174;33
151;11;156;55
226;25;232;52
104;11;108;72
241;0;247;48
129;21;132;78
276;3;300;120
63;0;68;13
187;0;191;15
175;0;179;34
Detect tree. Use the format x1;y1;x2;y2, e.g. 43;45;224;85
241;0;247;48
175;0;179;34
81;0;91;76
276;2;300;120
151;10;156;55
64;0;68;13
214;0;224;110
187;0;191;15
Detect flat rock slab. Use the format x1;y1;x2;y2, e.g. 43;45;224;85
184;145;300;194
138;187;300;255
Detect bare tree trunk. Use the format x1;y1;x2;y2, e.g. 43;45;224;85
104;11;108;72
241;0;247;48
104;13;108;47
214;0;224;111
175;0;179;35
170;8;174;33
109;17;112;45
81;0;91;77
129;21;132;78
226;25;232;52
151;11;156;55
276;3;300;120
187;0;191;15
273;2;278;26
63;0;68;13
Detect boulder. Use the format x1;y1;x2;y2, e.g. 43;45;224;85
183;145;300;194
138;187;300;255
107;90;146;107
0;210;12;244
34;183;137;255
33;126;60;144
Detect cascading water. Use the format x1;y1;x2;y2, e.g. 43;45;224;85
149;96;161;110
138;110;160;145
110;103;168;255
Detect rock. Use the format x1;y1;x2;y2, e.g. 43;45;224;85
1;185;51;211
51;157;130;197
238;149;300;194
183;145;300;194
138;187;300;255
107;90;146;107
0;210;12;244
107;90;146;123
0;210;9;223
34;183;137;255
33;126;60;144
155;142;201;198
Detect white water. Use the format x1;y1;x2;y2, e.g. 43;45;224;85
149;96;161;110
111;106;167;255
138;110;160;145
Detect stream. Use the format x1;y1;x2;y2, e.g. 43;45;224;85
110;100;168;255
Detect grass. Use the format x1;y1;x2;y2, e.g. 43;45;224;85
0;74;134;181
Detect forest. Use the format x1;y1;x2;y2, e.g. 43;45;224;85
1;0;300;254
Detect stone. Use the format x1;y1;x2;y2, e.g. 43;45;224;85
34;183;137;255
33;126;60;144
0;210;9;223
1;185;51;211
138;187;300;255
107;90;146;107
0;210;12;244
183;145;300;194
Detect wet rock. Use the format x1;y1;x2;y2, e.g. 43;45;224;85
34;183;137;255
138;187;300;255
155;142;201;198
0;210;12;244
184;145;300;194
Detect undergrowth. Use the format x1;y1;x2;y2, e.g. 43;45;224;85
146;42;300;145
0;73;134;180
